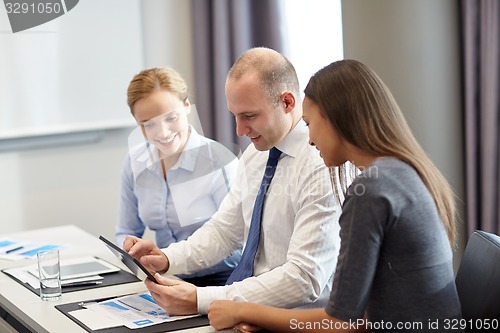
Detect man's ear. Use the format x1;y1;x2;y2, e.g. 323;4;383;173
282;91;296;113
185;99;191;115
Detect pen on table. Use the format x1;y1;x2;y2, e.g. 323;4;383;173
5;246;24;254
78;295;115;308
62;280;103;288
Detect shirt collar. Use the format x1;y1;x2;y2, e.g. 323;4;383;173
274;119;308;158
129;126;203;181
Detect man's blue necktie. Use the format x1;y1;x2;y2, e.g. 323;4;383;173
226;147;282;285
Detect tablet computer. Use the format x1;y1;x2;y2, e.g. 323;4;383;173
99;235;158;283
29;256;120;280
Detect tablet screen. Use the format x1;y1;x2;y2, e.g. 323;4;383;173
28;256;120;280
99;235;158;283
61;260;118;279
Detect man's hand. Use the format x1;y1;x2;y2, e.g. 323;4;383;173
145;273;198;316
123;235;169;274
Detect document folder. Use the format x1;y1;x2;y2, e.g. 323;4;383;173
56;298;210;332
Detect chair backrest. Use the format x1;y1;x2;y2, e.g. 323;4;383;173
455;230;500;320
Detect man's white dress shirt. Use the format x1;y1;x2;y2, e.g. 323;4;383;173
163;120;341;313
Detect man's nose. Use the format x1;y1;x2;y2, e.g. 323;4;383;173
235;118;249;137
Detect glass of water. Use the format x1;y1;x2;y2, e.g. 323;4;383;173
37;249;62;301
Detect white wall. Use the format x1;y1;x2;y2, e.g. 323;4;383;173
0;129;130;238
342;0;465;270
0;1;194;240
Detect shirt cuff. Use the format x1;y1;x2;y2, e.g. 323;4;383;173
196;286;227;314
161;247;187;275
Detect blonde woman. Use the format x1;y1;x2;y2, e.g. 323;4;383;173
117;67;241;286
208;60;462;332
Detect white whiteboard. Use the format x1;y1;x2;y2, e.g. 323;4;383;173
0;0;143;139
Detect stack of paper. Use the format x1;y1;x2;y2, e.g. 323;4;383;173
71;292;199;330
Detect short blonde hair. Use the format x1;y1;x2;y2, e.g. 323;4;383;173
127;67;188;114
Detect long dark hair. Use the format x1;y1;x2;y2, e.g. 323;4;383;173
305;59;456;245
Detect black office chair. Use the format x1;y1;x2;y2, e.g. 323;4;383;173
455;230;500;320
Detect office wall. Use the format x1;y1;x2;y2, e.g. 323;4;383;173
342;0;465;270
0;0;194;240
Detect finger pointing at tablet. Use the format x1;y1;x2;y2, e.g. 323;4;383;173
124;235;170;274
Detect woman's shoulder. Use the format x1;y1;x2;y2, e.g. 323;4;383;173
203;138;239;159
353;157;423;196
365;157;418;180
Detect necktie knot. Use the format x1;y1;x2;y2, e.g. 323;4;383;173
269;147;282;160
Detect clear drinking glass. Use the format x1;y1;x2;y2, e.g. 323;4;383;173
37;249;62;301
